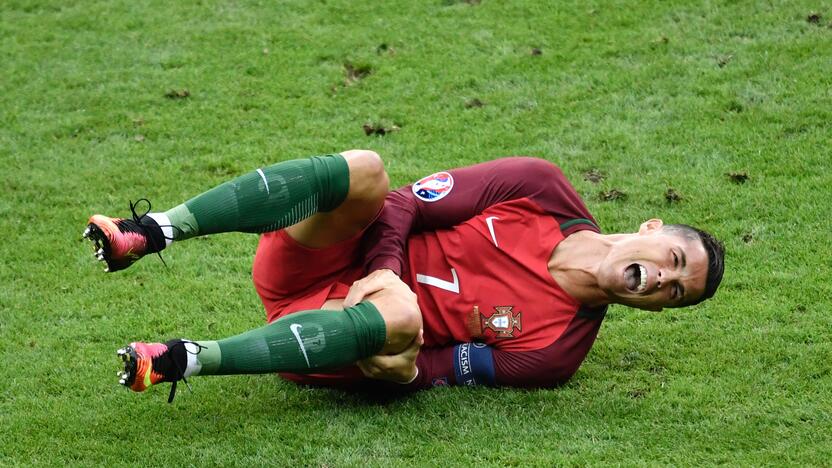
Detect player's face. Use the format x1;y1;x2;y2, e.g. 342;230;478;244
598;219;709;311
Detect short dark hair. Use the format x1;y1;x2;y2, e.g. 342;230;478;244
663;224;725;307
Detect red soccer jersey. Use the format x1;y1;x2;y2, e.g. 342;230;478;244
363;157;607;390
405;198;580;352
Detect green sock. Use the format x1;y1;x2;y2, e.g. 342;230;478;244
186;301;387;376
163;154;349;240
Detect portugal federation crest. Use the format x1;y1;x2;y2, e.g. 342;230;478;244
479;305;522;339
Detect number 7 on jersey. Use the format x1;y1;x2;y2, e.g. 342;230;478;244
416;268;460;294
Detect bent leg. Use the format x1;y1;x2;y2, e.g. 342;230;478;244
251;150;390;319
160;153;351;241
183;273;421;377
285;149;389;248
158;149;387;247
191;301;387;375
87;150;386;273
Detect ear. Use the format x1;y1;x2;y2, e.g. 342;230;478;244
638;218;664;235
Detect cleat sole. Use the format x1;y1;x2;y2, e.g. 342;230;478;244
116;345;138;388
83;219;142;273
84;223;113;270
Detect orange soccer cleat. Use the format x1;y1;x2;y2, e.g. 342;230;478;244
117;340;191;403
83;199;167;272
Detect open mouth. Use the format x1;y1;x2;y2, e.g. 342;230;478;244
624;263;648;293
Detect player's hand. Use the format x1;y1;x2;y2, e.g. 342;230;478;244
357;329;424;384
343;268;402;307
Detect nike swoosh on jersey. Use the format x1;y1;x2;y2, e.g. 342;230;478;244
485;216;500;247
289;323;311;367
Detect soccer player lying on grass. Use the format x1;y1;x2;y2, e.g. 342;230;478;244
84;150;724;402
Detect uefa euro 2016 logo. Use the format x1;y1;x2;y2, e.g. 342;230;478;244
412;171;454;202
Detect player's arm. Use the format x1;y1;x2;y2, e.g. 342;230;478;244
360;341;588;390
408;343;588;389
363;157;599;275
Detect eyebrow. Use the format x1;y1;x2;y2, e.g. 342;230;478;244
680;248;687;269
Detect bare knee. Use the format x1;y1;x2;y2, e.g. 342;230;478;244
340;149;389;202
370;286;422;354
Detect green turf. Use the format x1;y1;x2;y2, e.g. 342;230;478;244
2;0;830;465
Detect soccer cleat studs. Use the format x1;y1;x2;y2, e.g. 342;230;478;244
115;340;196;403
116;345;138;388
83;200;171;273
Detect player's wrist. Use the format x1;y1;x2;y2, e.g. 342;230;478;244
368;257;402;276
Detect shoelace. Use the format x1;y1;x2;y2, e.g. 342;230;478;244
128;198;182;268
163;340;207;403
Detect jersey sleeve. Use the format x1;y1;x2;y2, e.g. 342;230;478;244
399;309;606;390
363;157;599;275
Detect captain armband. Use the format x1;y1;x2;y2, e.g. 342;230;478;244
453;342;496;386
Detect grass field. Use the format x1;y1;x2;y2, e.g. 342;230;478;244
2;0;831;465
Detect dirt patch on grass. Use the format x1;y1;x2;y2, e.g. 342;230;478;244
164;89;190;99
344;62;372;85
464;98;484;108
363;123;400;136
727;171;749;184
583;168;605;184
599;189;626;201
376;43;395;55
717;54;733;68
664;188;682;203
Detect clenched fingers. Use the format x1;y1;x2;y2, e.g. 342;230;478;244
343;268;399;307
357;329;424;383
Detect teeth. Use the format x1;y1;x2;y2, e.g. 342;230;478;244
638;265;647;292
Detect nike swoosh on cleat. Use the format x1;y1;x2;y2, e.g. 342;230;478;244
289;323;311;367
485;216;500;247
143;368;152;389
